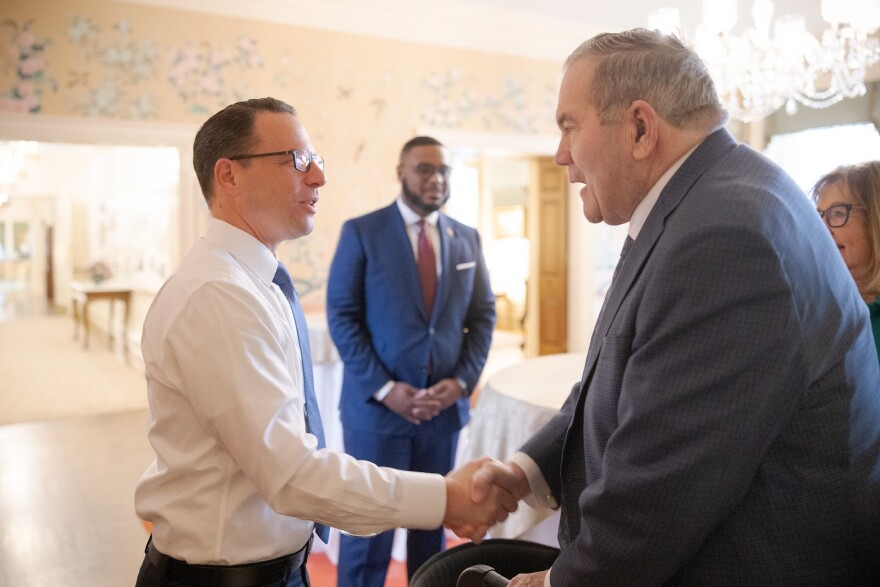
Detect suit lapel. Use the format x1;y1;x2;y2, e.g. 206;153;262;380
432;214;454;324
579;128;738;388
558;129;739;544
386;204;430;321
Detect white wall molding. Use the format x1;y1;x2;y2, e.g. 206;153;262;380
112;0;601;62
0;112;202;271
0;112;197;145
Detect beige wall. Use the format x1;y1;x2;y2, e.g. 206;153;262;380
1;0;561;309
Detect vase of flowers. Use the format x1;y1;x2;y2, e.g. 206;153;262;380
88;260;112;284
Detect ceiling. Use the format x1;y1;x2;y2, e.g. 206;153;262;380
119;0;832;62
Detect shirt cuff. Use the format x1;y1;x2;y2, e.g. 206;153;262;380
455;377;469;398
373;380;395;402
510;451;558;509
396;471;447;529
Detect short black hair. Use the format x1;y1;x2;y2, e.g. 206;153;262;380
399;136;444;164
192;97;296;205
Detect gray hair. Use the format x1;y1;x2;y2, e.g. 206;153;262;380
566;28;727;131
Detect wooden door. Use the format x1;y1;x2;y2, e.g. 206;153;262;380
536;158;568;355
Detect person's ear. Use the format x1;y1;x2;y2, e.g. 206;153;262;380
628;100;657;160
214;158;237;193
396;164;404;181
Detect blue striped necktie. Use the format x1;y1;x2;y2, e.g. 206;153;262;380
272;262;330;543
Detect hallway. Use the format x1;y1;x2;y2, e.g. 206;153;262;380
0;297;523;586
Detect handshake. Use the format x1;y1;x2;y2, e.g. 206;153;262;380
441;457;530;543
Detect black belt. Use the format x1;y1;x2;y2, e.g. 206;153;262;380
146;536;310;587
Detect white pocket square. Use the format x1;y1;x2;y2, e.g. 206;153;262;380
455;261;476;270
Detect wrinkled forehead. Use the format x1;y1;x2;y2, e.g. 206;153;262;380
556;58;599;121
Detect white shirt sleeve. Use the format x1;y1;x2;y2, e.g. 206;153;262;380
138;273;445;563
510;451;559;510
373;380;395;402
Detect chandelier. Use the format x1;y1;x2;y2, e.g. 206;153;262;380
648;0;880;122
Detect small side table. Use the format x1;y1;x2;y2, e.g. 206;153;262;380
70;281;132;352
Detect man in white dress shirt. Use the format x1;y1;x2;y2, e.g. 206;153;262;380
134;97;515;587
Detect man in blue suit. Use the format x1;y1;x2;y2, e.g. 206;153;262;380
327;136;496;586
473;29;880;586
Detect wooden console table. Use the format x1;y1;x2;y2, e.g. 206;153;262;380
70;281;132;351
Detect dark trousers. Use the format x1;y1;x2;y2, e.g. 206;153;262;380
135;546;311;587
336;427;457;587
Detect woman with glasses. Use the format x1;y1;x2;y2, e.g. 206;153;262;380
813;161;880;362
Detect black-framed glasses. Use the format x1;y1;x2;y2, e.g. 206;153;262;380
412;163;452;179
228;149;324;173
817;203;864;228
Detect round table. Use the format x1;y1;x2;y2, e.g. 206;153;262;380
464;352;585;543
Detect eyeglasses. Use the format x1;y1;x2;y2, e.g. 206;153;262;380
817;203;864;228
412;163;452;179
228;149;324;173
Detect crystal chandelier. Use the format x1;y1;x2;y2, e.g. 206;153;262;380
649;0;880;123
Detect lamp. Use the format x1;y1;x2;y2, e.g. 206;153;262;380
649;0;880;122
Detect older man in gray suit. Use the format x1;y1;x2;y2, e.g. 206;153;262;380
473;29;880;586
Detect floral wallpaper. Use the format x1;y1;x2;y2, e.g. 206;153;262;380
0;4;558;131
167;36;265;115
0;19;56;113
65;16;157;117
421;69;557;134
0;0;563;305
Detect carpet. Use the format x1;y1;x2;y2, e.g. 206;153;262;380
0;314;147;425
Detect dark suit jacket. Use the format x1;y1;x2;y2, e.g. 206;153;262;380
522;129;880;586
326;202;495;437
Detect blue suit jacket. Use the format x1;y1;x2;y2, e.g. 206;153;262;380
523;129;880;585
326;202;495;437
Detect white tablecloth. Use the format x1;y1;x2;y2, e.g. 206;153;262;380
305;312;344;561
307;312;344;460
463;352;585;544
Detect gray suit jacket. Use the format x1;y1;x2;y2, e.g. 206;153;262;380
522;129;880;586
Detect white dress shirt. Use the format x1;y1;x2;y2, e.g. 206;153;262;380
136;219;446;565
397;196;441;276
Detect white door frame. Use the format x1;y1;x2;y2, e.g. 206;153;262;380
0;112;203;264
417;126;593;354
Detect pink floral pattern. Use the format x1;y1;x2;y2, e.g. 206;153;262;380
168;35;264;114
0;19;57;113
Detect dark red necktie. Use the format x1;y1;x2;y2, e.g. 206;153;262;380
417;219;437;317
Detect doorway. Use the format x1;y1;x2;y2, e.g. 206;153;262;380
0;140;180;326
445;147;569;357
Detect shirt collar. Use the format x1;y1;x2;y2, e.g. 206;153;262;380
628;142;701;240
396;196;440;227
204;218;279;284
